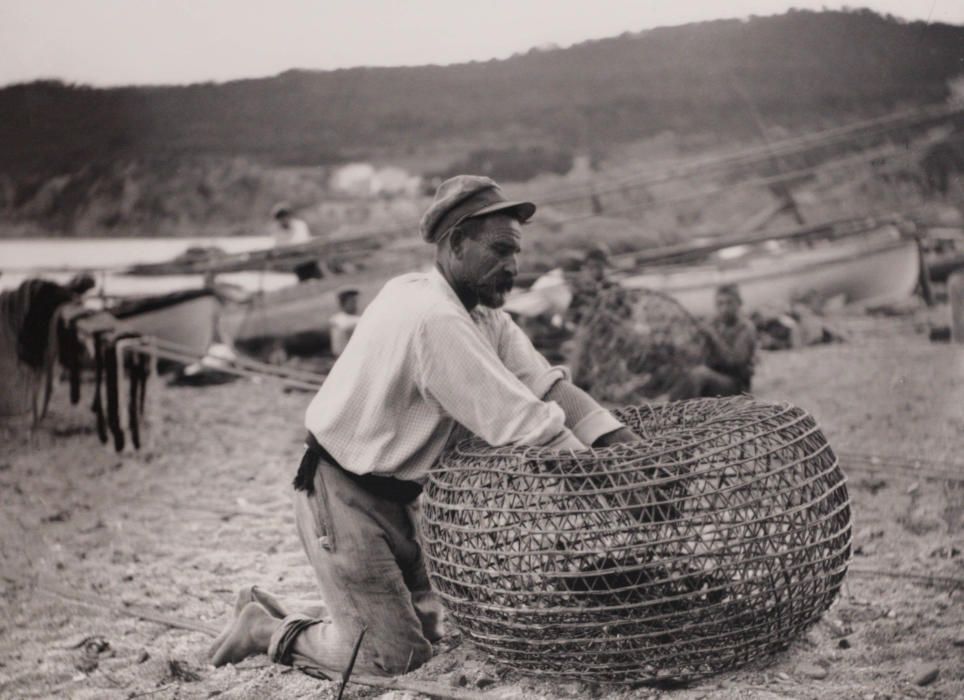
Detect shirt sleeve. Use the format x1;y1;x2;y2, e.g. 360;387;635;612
414;313;584;450
493;311;570;399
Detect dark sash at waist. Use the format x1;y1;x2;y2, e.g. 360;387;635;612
296;432;423;505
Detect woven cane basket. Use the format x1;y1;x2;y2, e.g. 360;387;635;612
422;397;852;684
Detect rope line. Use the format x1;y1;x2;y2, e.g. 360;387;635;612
848;568;964;588
122;337;324;392
840;451;964;483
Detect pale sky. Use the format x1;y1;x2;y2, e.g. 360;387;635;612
1;1;960;88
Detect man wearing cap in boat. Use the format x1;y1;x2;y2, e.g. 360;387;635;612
208;175;641;677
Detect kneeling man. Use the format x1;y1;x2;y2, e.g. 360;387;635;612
209;175;639;677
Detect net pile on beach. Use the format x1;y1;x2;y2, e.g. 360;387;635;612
570;285;709;402
422;397;852;684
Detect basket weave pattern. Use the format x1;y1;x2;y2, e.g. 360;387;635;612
422;397;852;683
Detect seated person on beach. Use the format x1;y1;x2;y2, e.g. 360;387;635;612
670;283;757;400
207;175;644;677
526;244;613;327
565;243;614;325
328;287;360;357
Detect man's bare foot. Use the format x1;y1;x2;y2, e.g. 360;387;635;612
249;585;288;619
207;586;288;659
210;602;278;667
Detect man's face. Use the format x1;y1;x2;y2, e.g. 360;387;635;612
341;293;359;315
459;215;521;308
585;258;606;281
715;291;740;323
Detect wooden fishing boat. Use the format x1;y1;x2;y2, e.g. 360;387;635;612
506;217;921;318
216;244;429;355
217;274;383;352
113;231;423;357
619;222;920;317
110;289;219;357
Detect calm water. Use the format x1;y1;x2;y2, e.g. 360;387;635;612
0;236;296;296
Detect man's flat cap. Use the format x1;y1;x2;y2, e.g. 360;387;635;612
420;175;536;243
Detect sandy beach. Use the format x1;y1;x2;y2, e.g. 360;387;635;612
1;309;962;700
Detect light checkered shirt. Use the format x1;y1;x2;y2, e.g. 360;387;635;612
305;267;586;481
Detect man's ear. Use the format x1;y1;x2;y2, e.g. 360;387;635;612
448;226;465;259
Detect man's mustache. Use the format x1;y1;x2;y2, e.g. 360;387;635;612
480;274;515;292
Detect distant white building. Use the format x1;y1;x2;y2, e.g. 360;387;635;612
330;163;421;197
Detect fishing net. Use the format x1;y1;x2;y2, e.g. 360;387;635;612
422;397;852;684
570;285;708;402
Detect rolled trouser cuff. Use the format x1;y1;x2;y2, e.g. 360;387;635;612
268;614;326;668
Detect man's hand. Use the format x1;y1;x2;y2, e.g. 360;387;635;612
592;426;639;448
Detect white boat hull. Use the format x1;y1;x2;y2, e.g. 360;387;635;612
620;226;919;316
218;276;387;343
119;294;220;356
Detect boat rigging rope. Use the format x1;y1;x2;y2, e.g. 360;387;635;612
124;337;325;391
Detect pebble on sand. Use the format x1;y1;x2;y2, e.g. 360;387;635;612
913;664;939;686
798;661;829;680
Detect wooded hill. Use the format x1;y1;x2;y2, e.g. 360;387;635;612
1;8;962;234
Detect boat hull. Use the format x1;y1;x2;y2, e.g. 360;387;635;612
218;276;387;345
114;291;219;356
619;226;919;316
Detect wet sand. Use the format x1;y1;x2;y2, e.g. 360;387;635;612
1;311;962;699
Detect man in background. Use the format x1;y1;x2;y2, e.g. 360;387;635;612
565;243;613;325
671;283;757;399
328;287;360;357
269;202;312;247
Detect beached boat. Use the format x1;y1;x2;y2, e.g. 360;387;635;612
217;251;428;355
217;276;380;352
112;232;424;357
506;218;921;318
110;289;220;357
619;223;920;316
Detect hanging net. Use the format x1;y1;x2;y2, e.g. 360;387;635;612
422;397;852;684
570;285;709;402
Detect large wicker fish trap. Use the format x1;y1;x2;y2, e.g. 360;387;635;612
422;397;852;684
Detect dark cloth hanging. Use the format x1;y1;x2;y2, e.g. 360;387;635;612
13;280;74;370
57;307;95;406
103;333;125;452
91;331;109;444
1;279;76;421
88;328;151;451
101;331;144;452
126;350;150;450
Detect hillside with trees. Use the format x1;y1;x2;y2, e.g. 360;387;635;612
1;8;962;235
